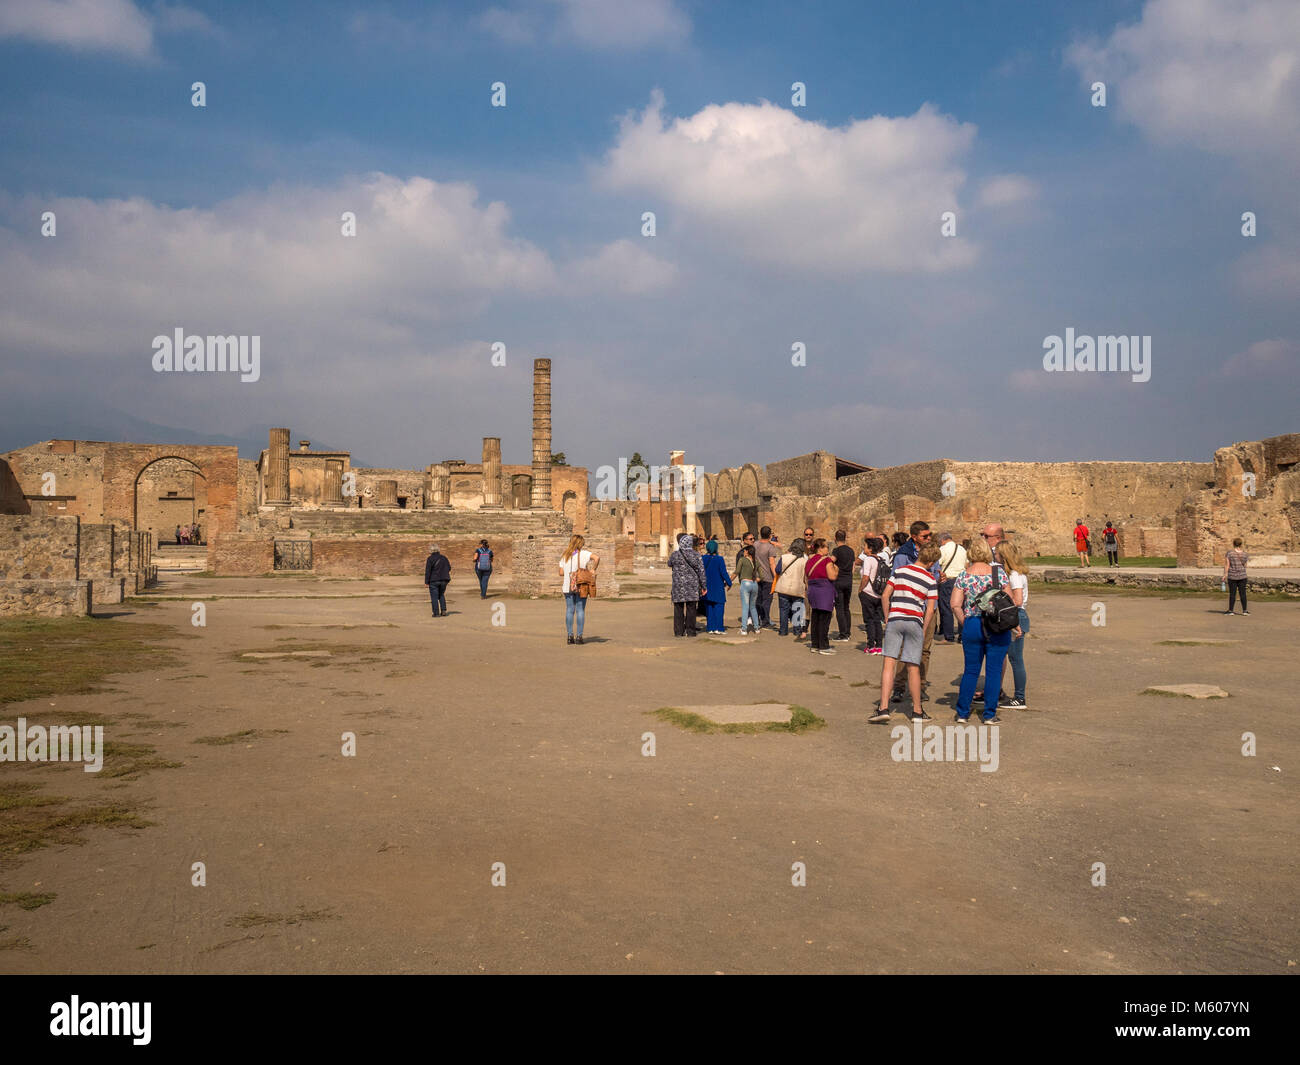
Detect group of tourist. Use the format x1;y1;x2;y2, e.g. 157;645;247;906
1073;518;1120;567
423;538;497;617
174;522;202;545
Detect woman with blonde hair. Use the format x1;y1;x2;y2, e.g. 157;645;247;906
996;540;1030;710
949;536;1012;723
557;534;599;645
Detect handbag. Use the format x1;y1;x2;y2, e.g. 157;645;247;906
973;567;1019;634
573;555;596;599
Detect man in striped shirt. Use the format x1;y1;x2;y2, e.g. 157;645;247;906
870;542;940;724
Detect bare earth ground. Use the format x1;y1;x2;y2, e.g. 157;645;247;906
1;569;1296;974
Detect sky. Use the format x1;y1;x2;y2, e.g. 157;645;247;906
0;0;1297;474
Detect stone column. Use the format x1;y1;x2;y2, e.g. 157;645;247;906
265;428;290;506
374;480;399;508
323;459;344;506
530;357;552;510
684;462;698;541
427;463;452;509
481;437;503;509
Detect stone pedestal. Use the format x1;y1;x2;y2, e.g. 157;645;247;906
530;358;552;510
374;480;399;509
265;428;290;506
481;437;503;509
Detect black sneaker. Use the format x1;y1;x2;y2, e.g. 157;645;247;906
982;715;1002;724
910;710;932;723
567;634;575;644
1004;698;1027;710
868;710;892;724
576;635;584;645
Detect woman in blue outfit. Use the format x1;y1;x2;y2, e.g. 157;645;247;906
701;540;732;633
948;537;1013;723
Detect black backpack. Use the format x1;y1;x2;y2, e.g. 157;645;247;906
870;554;891;596
973;566;1019;634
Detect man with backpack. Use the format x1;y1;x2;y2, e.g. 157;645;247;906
472;539;494;598
1102;520;1119;567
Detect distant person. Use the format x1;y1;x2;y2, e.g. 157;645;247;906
558;534;599;645
696;536;709;623
424;543;451;618
773;537;808;640
175;525;182;545
949;538;1013;723
998;540;1031;710
733;543;762;635
701;540;732;633
1074;518;1091;568
754;526;780;630
1223;538;1250;616
869;541;939;724
473;539;494;598
1102;520;1119;568
668;533;706;637
831;530;856;641
803;538;839;654
858;535;887;654
735;531;757;627
936;532;967;643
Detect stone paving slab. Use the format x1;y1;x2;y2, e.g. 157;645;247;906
240;650;333;659
1142;684;1230;699
674;703;794;724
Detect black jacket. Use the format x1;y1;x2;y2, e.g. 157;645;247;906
832;544;855;588
425;552;451;583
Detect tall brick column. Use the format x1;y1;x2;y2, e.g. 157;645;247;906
374;480;398;508
323;459;344;506
530;358;552;510
481;437;503;509
427;463;452;509
265;428;290;506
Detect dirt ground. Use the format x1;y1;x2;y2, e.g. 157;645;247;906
1;569;1296;974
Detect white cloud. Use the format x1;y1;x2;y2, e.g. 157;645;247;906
478;6;535;46
153;3;218;36
567;239;677;294
1223;337;1298;376
977;174;1038;208
0;0;153;56
1234;245;1300;298
1067;0;1300;163
479;0;690;50
596;92;979;274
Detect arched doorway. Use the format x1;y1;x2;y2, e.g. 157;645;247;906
135;457;208;543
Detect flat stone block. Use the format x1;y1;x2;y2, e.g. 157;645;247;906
1141;684;1229;699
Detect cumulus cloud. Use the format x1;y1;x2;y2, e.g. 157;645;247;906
0;0;153;56
567;239;677;294
1223;337;1298;376
596;91;979;274
1234;244;1300;298
480;0;690;50
1067;0;1300;163
977;174;1038;208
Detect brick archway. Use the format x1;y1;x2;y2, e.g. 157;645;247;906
102;444;238;538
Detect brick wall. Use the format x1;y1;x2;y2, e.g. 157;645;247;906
509;535;620;596
209;535;274;576
0;515;81;579
311;537;514;577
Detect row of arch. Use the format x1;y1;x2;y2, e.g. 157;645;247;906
694;463;767;512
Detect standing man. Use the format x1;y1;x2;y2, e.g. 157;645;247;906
1102;520;1119;567
831;530;856;641
754;526;780;630
472;539;494;598
1073;518;1091;567
424;543;452;617
935;532;967;643
870;542;940;724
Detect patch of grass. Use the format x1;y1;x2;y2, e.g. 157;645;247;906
0;936;34;951
650;705;826;736
193;729;289;746
0;617;181;705
1032;555;1177;568
0;783;152;857
99;741;183;780
1156;640;1231;647
809;669;826;676
0;891;57;910
1046;649;1079;655
1028;580;1298;603
228;906;339;929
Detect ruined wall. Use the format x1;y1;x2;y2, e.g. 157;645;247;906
508;535;620;597
550;465;588;533
311;536;514;577
0;579;90;617
101;443;239;542
765;452;836;496
0;441;106;522
353;468;428;509
0;515;80;579
134;456;209;541
237;459;260;531
208;534;274;576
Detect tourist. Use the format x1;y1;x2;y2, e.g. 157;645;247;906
1102;519;1120;567
754;526;780;630
558;534;599;645
175;525;182;545
998;540;1031;710
1223;537;1250;616
734;531;757;627
774;537;808;640
893;521;931;571
949;538;1014;723
831;530;856;642
734;543;762;635
869;542;939;724
701;540;732;633
858;535;886;654
696;536;709;624
889;542;943;705
1074;518;1091;567
668;533;706;637
973;522;1009;704
473;539;494;598
803;538;839;654
423;542;451;618
936;532;967;643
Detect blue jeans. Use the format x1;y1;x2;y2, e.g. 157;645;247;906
955;615;1012;720
1006;608;1029;700
477;569;491;597
428;582;447;616
564;591;586;637
738;580;760;631
778;594;805;635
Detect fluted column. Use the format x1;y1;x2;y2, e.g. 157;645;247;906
265;428;290;506
428;463;452;509
481;437;503;509
374;480;398;508
530;358;552;510
323;459;344;506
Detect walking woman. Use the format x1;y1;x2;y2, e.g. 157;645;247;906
1223;537;1249;615
668;534;707;637
949;538;1012;723
803;538;839;654
700;540;732;633
734;543;762;634
557;534;599;645
773;537;808;640
998;540;1030;710
473;539;494;599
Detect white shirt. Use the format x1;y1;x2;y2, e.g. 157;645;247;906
1007;569;1029;606
560;549;592;593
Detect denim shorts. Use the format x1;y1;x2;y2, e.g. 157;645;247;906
882;618;924;664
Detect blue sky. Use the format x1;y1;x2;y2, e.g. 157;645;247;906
1;0;1297;473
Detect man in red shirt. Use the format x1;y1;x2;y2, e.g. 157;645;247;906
1073;519;1090;568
